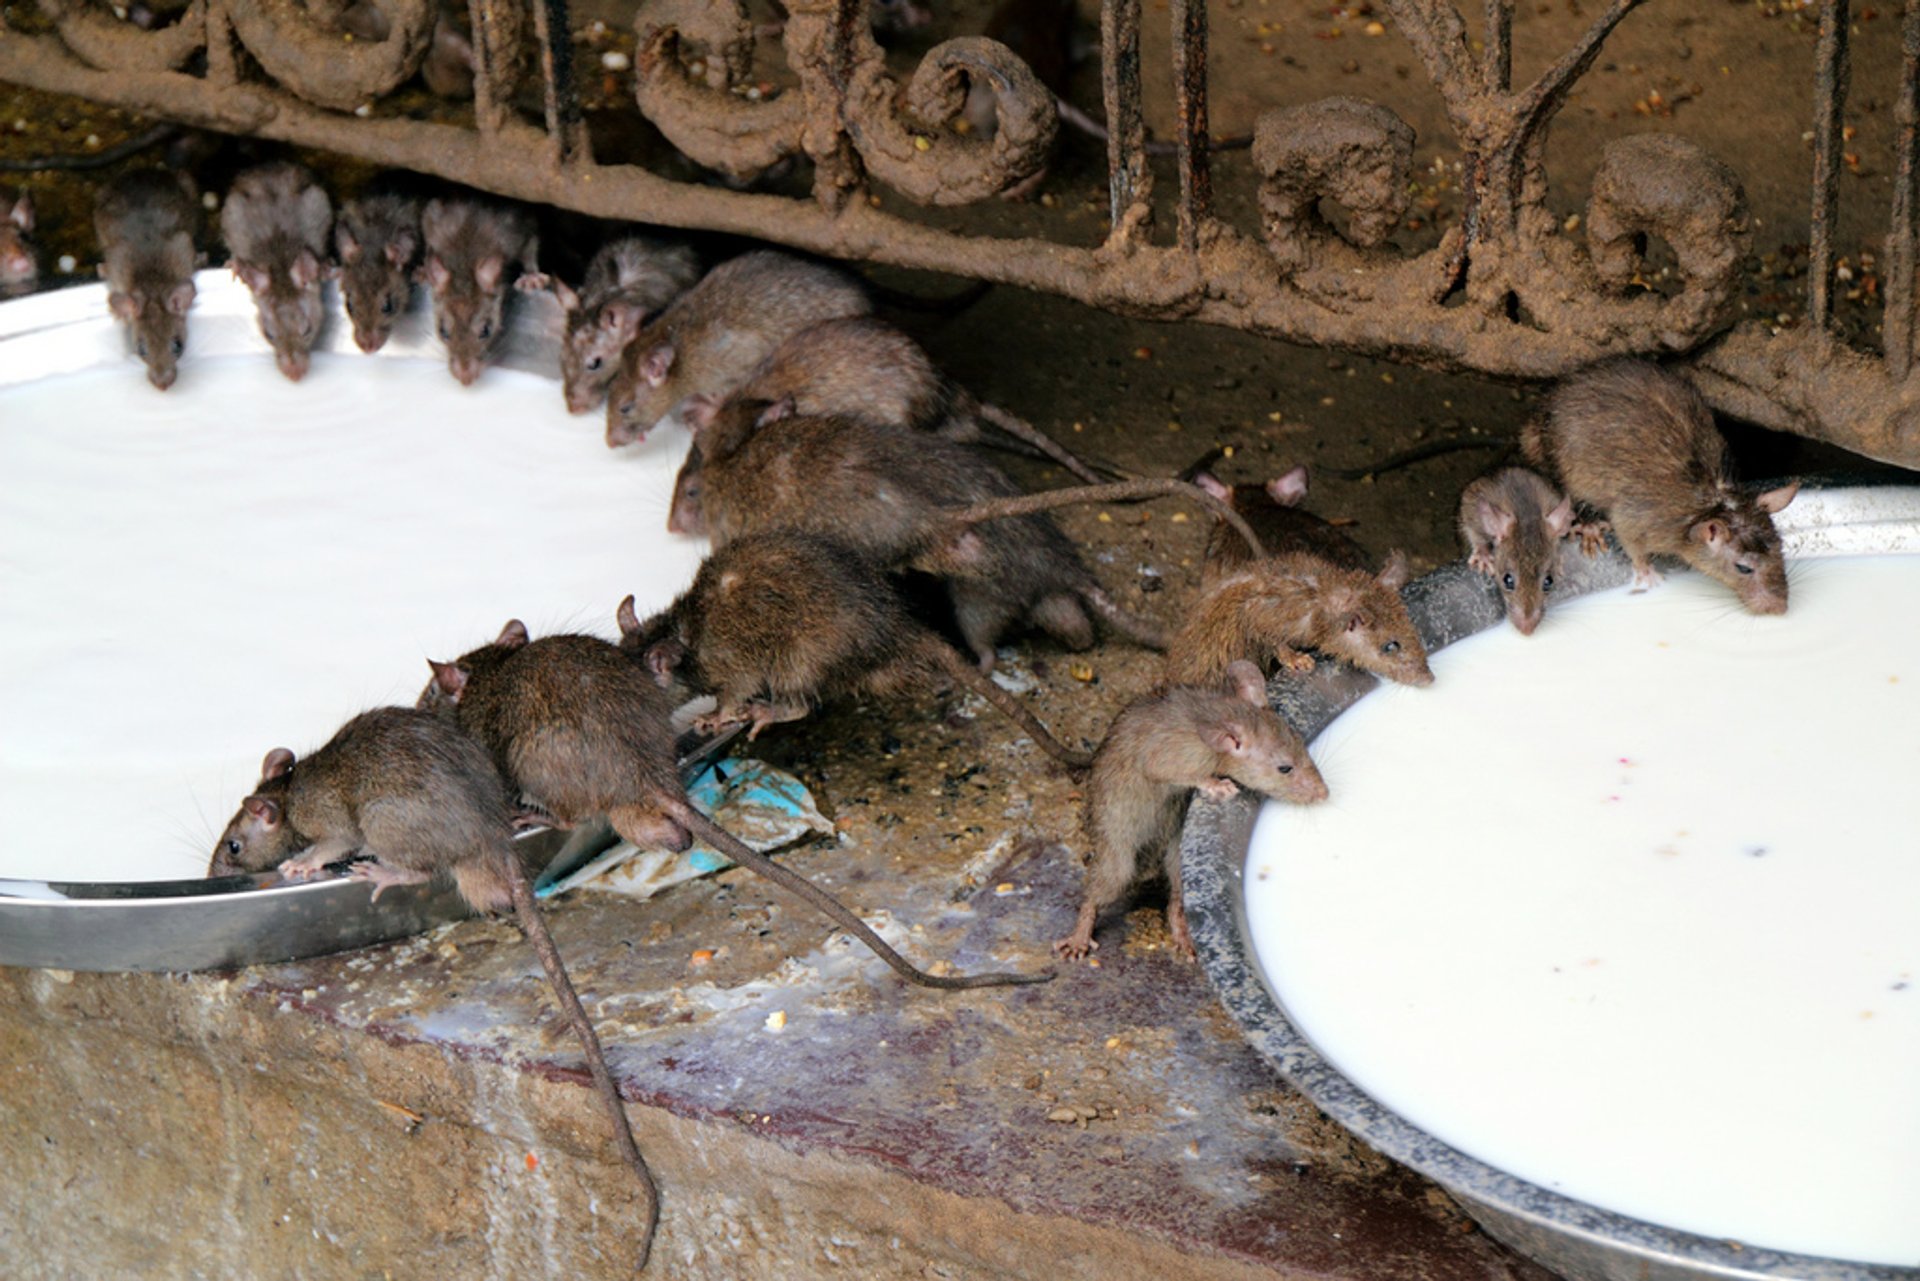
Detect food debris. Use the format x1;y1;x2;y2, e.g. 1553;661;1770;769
689;948;715;965
525;1153;539;1172
765;1009;787;1031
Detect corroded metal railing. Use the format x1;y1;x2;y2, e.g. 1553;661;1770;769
1;0;1916;464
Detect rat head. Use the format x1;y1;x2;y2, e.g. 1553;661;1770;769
424;250;511;386
615;594;689;690
605;333;679;447
0;187;37;292
559;286;649;415
1472;488;1573;636
209;748;299;876
1686;483;1799;614
418;618;531;713
336;222;417;354
1209;661;1329;804
668;439;708;537
1321;553;1434;685
109;280;195;390
233;252;326;381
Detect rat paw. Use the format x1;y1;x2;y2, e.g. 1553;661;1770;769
1279;650;1317;674
1467;550;1495;575
1051;935;1098;961
1631;563;1664;592
514;272;552;293
1196;776;1240;802
1574;521;1612;557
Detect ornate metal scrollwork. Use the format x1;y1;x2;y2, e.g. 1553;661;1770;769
1582;134;1752;351
34;0;207;73
632;0;806;181
1252;98;1415;276
842;36;1058;206
225;0;437;111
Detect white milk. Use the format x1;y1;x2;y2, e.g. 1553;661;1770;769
1244;557;1920;1266
0;352;706;883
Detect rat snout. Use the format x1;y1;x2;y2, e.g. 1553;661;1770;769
276;348;311;382
451;357;484;387
1511;603;1543;636
352;324;384;355
146;361;178;391
566;390;595;415
1747;590;1789;616
1296;773;1330;803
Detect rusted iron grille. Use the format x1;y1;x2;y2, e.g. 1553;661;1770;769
2;0;1917;464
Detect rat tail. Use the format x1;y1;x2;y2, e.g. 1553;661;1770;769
970;402;1121;484
1081;586;1170;652
940;478;1266;559
912;634;1094;769
669;801;1053;990
505;858;659;1269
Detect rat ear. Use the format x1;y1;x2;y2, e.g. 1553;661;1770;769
1266;465;1310;506
1191;471;1231;501
290;250;321;289
616;594;641;637
109;290;138;320
551;277;580;312
10;190;33;232
166;282;195;315
1378;549;1411;592
1755;481;1800;515
1345;612;1365;633
386;230;418;266
598;298;642;335
475;254;505;293
1690;516;1730;547
260;747;296;781
1224;660;1268;709
1545;493;1575;538
644;639;685;687
234;261;271;295
423;254;451;291
756;395;796;428
640;343;675;388
1476;497;1516;543
495;619;530;649
681;393;719;431
337;227;362;264
427;659;469;700
242;795;282;827
1204;725;1246;756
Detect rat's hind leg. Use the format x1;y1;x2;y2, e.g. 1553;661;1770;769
348;860;433;901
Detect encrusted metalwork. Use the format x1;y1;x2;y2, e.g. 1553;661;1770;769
1;0;1917;464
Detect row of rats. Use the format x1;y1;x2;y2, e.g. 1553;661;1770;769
209;706;663;1269
220;161;333;382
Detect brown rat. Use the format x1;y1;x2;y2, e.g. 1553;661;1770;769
1163;549;1433;688
94;168;200;391
334;177;422;354
1189;465;1369;583
420;193;549;386
1457;467;1577;636
686;316;1109;481
619;530;1092;768
207;706;662;1268
1;184;37;297
604;250;872;447
676;403;1194;670
555;234;703;415
1054;661;1327;961
1523;358;1800;613
220;161;333;382
421;619;1053;987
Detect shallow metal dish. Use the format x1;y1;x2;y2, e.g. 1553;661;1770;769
1182;483;1920;1281
0;276;725;974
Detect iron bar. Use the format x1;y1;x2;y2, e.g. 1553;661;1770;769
468;0;509;135
1886;0;1920;381
1483;0;1511;93
1170;0;1211;250
1513;0;1645;136
530;0;584;165
1808;0;1851;338
1101;0;1149;244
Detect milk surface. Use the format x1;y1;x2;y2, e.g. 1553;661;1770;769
0;353;706;882
1245;557;1920;1265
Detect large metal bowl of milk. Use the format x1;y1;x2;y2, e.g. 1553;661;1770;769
0;272;710;970
1182;485;1920;1281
